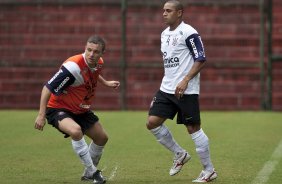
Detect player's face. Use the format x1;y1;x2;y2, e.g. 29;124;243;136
163;3;182;27
85;42;104;67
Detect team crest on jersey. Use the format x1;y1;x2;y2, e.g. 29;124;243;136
172;37;178;46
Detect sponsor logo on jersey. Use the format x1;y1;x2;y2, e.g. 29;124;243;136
48;69;63;84
189;38;199;58
79;103;91;109
54;77;70;93
163;57;180;68
198;36;205;57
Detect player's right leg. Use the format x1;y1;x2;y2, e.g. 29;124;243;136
147;91;191;176
192;169;217;183
58;118;101;182
187;125;217;183
147;116;190;176
45;108;105;183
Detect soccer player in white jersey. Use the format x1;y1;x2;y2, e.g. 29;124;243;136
146;0;217;182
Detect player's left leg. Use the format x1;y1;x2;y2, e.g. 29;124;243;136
147;116;190;176
186;124;217;182
148;91;191;176
73;110;106;184
83;122;107;184
85;122;108;167
179;94;217;182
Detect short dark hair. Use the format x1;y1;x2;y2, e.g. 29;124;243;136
166;0;184;11
87;35;106;52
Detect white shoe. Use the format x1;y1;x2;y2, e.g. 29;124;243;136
192;169;217;182
169;152;191;176
81;168;94;181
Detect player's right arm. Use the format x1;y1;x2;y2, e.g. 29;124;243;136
34;86;51;131
34;64;76;131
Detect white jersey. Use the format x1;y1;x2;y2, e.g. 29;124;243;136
160;21;206;95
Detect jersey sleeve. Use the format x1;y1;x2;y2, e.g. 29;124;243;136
185;33;206;62
45;65;75;96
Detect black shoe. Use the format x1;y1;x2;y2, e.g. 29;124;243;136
93;170;106;184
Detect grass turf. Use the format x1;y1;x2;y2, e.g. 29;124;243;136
0;110;281;184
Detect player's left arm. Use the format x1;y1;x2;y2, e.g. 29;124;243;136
98;75;120;89
175;61;205;98
175;33;206;98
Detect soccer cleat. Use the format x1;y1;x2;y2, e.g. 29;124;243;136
169;151;191;176
192;169;217;183
81;170;106;184
81;168;94;181
93;170;106;184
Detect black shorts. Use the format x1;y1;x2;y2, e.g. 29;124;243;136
45;108;99;138
149;90;201;125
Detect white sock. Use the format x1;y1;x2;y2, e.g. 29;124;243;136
89;141;104;167
71;137;97;174
150;125;185;155
191;128;214;172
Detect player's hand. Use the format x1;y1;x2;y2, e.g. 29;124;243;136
34;115;46;131
175;79;188;99
108;81;120;89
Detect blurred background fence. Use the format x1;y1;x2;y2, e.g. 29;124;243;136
0;0;281;110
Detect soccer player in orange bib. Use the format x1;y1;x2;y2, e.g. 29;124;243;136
34;35;119;184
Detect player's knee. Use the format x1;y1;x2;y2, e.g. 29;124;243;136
94;131;108;146
146;117;155;130
146;116;162;130
186;124;201;134
102;133;109;145
146;122;152;130
69;126;83;140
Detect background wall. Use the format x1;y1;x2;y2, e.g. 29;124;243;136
0;0;281;110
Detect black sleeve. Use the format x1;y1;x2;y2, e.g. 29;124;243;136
185;33;206;62
45;65;75;96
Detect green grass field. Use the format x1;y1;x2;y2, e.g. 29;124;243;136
0;110;282;184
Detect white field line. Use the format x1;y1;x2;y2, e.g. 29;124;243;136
251;139;282;184
108;165;118;181
101;166;107;172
